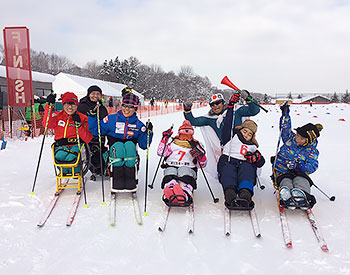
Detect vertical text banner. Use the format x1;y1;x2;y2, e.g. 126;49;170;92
3;27;33;107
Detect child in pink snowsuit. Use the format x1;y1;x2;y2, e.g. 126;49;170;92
157;120;207;204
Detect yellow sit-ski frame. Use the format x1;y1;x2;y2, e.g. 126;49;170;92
52;143;85;194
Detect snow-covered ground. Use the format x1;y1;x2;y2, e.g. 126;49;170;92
1;103;349;275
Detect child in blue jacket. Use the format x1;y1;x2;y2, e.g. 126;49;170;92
275;103;323;209
89;93;153;192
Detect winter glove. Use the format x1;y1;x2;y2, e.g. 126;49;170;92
71;113;81;128
86;106;98;117
286;161;299;170
240;90;251;101
244;150;262;163
190;146;205;160
46;93;56;104
228;93;240;108
183;101;193;112
146;121;153;133
280;101;290;116
162;128;173;140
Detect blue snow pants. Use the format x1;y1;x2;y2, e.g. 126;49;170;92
217;154;256;194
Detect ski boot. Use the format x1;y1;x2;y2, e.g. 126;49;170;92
279;186;296;210
224;187;238;209
291;188;310;210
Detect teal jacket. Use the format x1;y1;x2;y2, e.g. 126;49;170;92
184;102;260;144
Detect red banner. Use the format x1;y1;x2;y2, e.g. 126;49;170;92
3;27;33;107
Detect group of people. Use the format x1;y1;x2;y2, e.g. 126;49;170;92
42;85;323;211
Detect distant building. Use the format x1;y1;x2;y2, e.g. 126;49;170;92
300;95;331;103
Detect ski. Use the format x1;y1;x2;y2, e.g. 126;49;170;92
131;192;143;225
224;207;231;236
187;203;194;234
66;192;82;226
277;194;293;248
158;203;194;233
37;190;63;227
306;208;329;252
249;207;261;238
158;206;171;232
109;193;117;226
224;207;261;238
109;192;143;226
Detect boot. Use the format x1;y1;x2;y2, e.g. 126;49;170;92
279;186;295;210
172;184;186;203
239;189;252;202
291;188;309;210
224;187;237;208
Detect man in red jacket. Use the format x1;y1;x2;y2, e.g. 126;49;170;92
43;92;92;174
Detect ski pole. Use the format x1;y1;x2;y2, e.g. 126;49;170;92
75;121;88;207
148;124;174;189
312;183;335;201
31;104;53;196
144;119;151;216
189;140;219;203
97;102;106;205
256;176;265;190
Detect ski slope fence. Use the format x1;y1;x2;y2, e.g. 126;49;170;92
0;101;206;140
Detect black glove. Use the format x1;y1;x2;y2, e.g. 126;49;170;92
72;113;81;127
244;151;262;163
280;101;290;115
241;90;251;100
190;146;204;160
47;94;56;104
228;93;240;108
183;102;193;112
146;121;153;132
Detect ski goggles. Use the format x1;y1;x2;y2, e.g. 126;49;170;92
122;103;135;109
209;100;224;107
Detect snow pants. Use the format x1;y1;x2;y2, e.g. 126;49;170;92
109;141;138;191
54;144;81;174
280;176;311;194
217;155;256;194
161;166;197;189
89;135;107;175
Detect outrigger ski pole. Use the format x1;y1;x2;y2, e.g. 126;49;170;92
148;124;174;189
97;102;106;205
144;119;151;216
31;104;53;196
189;140;219;203
75;121;88;207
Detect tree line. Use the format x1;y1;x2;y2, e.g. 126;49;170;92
0;44;349;102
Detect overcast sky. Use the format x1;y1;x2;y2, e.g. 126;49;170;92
1;0;349;95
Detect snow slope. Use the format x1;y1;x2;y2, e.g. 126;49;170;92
1;104;349;275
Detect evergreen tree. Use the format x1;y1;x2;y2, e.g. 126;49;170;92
331;92;339;102
263;93;271;103
342;91;350;103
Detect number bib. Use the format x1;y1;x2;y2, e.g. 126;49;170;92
165;143;195;168
222;135;257;160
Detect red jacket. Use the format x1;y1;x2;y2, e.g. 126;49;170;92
42;105;92;144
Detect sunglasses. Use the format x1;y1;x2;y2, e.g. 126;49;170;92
122;104;135;109
209;100;222;107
